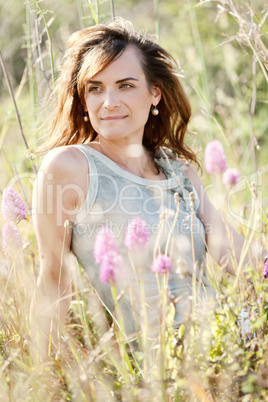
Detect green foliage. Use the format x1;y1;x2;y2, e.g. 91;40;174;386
0;0;268;400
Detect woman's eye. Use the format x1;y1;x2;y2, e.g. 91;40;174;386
88;86;102;93
120;83;133;89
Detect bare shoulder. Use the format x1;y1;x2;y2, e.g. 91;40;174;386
35;146;89;210
40;146;87;178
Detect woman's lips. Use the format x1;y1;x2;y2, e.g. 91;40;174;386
101;115;127;120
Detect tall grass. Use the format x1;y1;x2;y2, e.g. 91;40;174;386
0;0;267;400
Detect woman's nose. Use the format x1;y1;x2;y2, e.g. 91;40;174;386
103;90;120;110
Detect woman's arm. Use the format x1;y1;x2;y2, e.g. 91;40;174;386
185;164;265;276
30;147;88;360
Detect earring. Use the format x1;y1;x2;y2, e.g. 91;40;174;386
83;112;89;122
151;105;159;116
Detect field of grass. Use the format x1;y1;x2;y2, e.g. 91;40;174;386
0;0;268;400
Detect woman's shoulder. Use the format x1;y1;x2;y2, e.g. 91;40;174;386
35;145;89;208
36;146;89;199
42;145;82;165
40;145;87;176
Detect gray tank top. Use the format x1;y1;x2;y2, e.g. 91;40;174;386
71;144;215;336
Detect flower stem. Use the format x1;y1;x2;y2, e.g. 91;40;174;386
110;285;134;379
165;196;181;256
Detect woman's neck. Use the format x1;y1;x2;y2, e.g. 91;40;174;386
86;139;163;179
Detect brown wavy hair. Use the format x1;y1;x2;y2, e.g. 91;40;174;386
35;18;198;166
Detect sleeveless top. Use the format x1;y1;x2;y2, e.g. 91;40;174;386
71;144;216;337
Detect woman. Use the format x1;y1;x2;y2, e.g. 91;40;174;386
30;18;261;358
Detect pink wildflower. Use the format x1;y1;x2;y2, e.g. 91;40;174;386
94;227;123;285
262;259;268;279
124;217;149;250
222;168;240;187
94;227;119;264
151;254;172;274
99;251;124;284
204;140;226;175
1;186;27;223
2;222;23;256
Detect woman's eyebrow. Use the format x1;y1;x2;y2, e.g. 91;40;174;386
116;77;139;83
87;77;139;84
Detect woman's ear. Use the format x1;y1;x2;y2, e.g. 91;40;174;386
152;86;162;105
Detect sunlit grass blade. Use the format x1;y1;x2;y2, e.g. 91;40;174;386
31;0;55;86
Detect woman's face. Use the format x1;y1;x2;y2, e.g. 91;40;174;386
83;45;161;144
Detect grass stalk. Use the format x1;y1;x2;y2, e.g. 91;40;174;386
57;221;69;353
153;214;165;260
110;0;115;20
0;50;37;174
190;192;197;316
136;254;150;379
1;0;268;399
234;182;259;288
86;0;99;24
25;3;37;129
165;195;181;257
76;0;86;28
249;55;257;172
0;66;28;151
110;286;134;378
32;0;55;86
126;251;143;350
158;273;170;400
153;0;160;39
72;267;94;351
187;0;211;110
